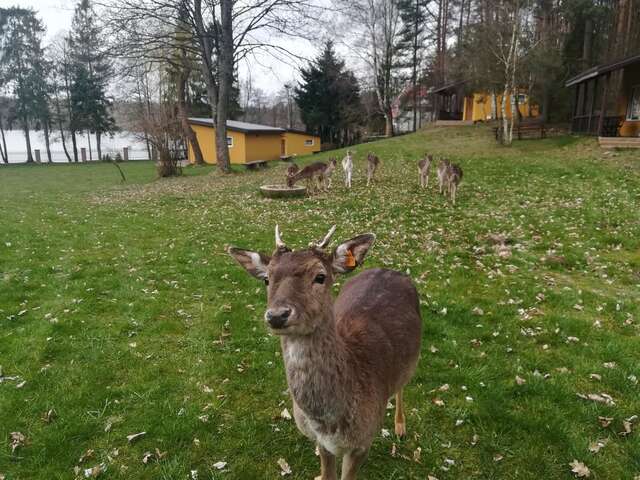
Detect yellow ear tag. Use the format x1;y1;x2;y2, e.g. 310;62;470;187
345;249;357;267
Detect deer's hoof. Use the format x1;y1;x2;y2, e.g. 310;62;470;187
395;422;406;438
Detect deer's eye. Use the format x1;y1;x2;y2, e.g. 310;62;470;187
264;278;269;286
314;273;326;285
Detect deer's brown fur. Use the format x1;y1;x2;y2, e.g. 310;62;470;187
366;153;380;186
418;154;432;188
287;161;329;192
228;227;422;480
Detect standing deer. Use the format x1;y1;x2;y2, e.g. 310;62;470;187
366;153;380;186
323;157;338;189
436;158;451;194
418;154;432;188
286;162;300;179
445;162;463;204
228;226;422;480
342;150;353;188
287;161;329;193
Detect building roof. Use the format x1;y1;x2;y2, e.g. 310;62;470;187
565;53;640;87
432;81;466;94
188;118;285;133
285;128;317;136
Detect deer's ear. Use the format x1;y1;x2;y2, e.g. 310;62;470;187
228;247;270;280
331;234;376;274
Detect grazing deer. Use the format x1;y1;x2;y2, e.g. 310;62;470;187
418;154;432;188
228;226;422;480
287;161;328;193
366;153;380;187
445;162;463;205
342;150;353;188
436;158;451;194
323;157;338;189
286;162;300;179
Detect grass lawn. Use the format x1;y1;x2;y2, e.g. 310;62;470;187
1;126;639;479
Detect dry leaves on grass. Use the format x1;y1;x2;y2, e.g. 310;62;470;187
588;439;608;453
126;431;146;443
569;459;591;477
577;392;616;406
213;461;227;470
277;458;292;476
280;408;292;420
9;432;25;453
619;415;638;436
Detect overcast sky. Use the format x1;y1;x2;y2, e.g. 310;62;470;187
0;0;330;96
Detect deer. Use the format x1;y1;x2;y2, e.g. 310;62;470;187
366;153;380;187
228;225;422;480
323;157;338;189
445;162;463;205
286;162;300;179
418;154;432;188
342;150;353;188
287;161;329;193
436;158;451;194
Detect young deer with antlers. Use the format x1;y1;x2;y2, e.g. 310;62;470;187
418;154;432;188
228;226;422;480
366;152;380;186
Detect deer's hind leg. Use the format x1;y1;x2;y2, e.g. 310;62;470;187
340;447;368;480
394;389;406;437
315;445;337;480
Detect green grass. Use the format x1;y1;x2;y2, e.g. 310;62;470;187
1;126;639;479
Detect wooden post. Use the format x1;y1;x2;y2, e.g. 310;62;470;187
597;73;610;137
81;147;87;162
586;77;597;134
34;149;41;163
123;147;129;161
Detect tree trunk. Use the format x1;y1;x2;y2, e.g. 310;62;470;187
23;121;34;163
384;113;394;137
541;88;550;123
96;132;102;161
71;130;79;162
411;0;419;132
54;94;72;162
44;120;53;163
582;18;593;69
215;0;234;173
501;86;509;145
87;131;93;161
178;70;204;165
0;117;8;163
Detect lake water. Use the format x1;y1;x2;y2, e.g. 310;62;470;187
1;130;149;163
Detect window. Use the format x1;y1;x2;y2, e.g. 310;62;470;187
517;93;527;104
304;139;314;146
226;136;233;147
627;86;640;121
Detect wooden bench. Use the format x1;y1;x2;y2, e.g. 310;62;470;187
244;160;268;170
494;122;546;141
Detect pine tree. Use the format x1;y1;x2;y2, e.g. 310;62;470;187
294;41;362;146
0;7;49;163
68;0;115;161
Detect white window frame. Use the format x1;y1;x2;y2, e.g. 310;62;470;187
304;139;314;146
627;85;640;121
226;136;234;147
517;93;527;104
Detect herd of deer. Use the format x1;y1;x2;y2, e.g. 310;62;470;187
286;150;464;204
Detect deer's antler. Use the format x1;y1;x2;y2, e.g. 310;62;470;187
310;225;336;249
275;224;287;249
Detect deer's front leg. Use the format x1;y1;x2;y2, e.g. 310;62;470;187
340;447;368;480
314;445;337;480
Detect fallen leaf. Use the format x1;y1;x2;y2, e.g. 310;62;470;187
277;458;291;476
213;461;227;470
413;447;421;462
79;449;95;463
41;409;56;423
619;415;637;436
9;432;25;453
576;392;615;406
280;408;292;420
569;459;590;477
126;432;146;443
142;452;154;464
598;416;614;428
471;434;479;445
427;476;439;480
83;463;106;478
432;398;445;407
493;453;503;462
588;438;608;453
589;374;602;381
515;375;526;385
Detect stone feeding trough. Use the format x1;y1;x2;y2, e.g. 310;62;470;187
260;184;307;199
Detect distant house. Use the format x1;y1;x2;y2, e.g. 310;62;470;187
432;82;539;123
187;118;321;165
566;53;640;148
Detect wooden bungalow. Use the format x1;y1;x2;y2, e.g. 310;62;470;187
187;118;321;165
566;53;640;148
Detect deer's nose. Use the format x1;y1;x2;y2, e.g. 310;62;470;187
265;307;291;329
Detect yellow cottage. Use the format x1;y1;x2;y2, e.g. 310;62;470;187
187;118;321;165
462;92;540;122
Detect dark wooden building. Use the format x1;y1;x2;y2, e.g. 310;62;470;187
566;53;640;147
